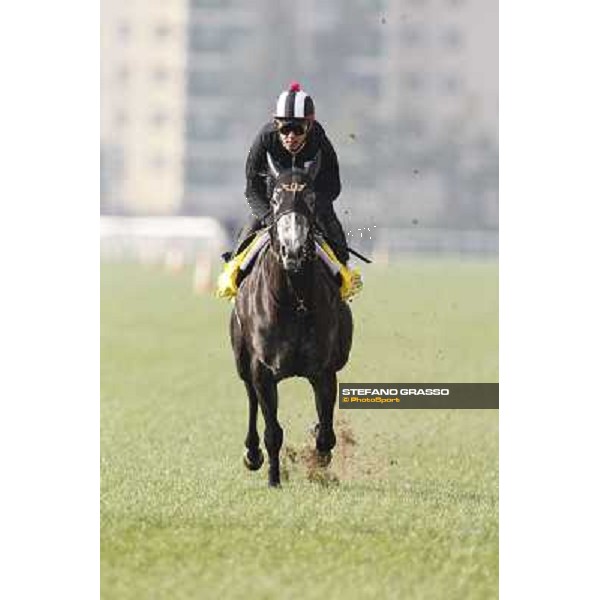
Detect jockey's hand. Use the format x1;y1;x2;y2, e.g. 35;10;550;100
261;213;274;227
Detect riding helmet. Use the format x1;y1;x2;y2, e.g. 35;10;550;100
274;81;315;119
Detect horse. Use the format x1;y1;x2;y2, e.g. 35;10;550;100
230;158;353;487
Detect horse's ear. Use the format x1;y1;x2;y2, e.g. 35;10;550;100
266;152;282;179
303;150;322;181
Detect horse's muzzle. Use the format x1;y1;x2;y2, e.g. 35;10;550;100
281;255;303;272
280;243;305;272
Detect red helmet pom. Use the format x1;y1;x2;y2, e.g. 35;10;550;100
289;81;301;92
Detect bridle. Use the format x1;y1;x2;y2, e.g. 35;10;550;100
271;182;316;263
270;184;316;315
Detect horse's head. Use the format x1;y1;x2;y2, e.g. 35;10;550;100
267;152;319;272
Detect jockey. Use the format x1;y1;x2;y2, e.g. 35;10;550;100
236;81;349;261
217;82;361;300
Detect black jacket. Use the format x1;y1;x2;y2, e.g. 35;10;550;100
245;121;341;221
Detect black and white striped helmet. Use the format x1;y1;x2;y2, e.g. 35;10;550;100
274;82;315;119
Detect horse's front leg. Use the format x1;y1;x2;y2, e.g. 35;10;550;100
252;363;283;487
309;370;337;466
242;380;264;471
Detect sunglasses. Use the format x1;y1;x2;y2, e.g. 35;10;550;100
276;120;309;136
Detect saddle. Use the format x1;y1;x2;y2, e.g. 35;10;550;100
216;232;362;301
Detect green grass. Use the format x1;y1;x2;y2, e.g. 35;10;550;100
101;259;498;599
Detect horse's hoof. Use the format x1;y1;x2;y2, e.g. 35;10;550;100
243;448;264;471
317;451;332;467
268;466;281;487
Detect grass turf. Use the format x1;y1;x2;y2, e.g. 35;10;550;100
101;259;498;599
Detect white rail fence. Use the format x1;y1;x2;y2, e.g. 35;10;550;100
100;216;229;292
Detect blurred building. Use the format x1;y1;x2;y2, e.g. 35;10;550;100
101;0;187;215
182;1;269;228
101;0;498;235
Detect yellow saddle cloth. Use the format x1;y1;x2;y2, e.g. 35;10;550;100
215;237;363;302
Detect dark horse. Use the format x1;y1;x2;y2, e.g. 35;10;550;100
230;159;353;487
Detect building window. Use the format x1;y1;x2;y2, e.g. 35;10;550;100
186;113;225;140
355;0;386;9
402;25;426;48
352;29;381;57
400;118;426;138
187;70;224;96
189;26;229;52
116;66;130;84
155;23;172;39
116;22;131;43
114;111;128;129
347;73;380;97
441;28;463;50
152;67;169;83
185;159;232;185
191;0;232;7
405;71;426;92
150;111;169;127
188;25;249;53
440;74;463;95
149;155;167;171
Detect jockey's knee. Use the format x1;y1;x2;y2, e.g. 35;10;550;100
234;217;263;255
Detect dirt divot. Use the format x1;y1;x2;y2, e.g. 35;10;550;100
280;416;358;485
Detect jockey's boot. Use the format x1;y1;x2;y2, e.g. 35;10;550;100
216;239;256;299
216;227;270;300
318;239;363;301
337;261;364;302
317;207;363;301
216;253;244;300
216;218;261;299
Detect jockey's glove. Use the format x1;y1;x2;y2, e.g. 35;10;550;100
261;213;274;227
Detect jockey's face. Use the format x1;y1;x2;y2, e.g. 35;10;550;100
276;119;310;153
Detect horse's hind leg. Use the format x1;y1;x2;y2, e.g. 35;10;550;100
309;370;337;466
243;381;264;471
253;365;283;487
